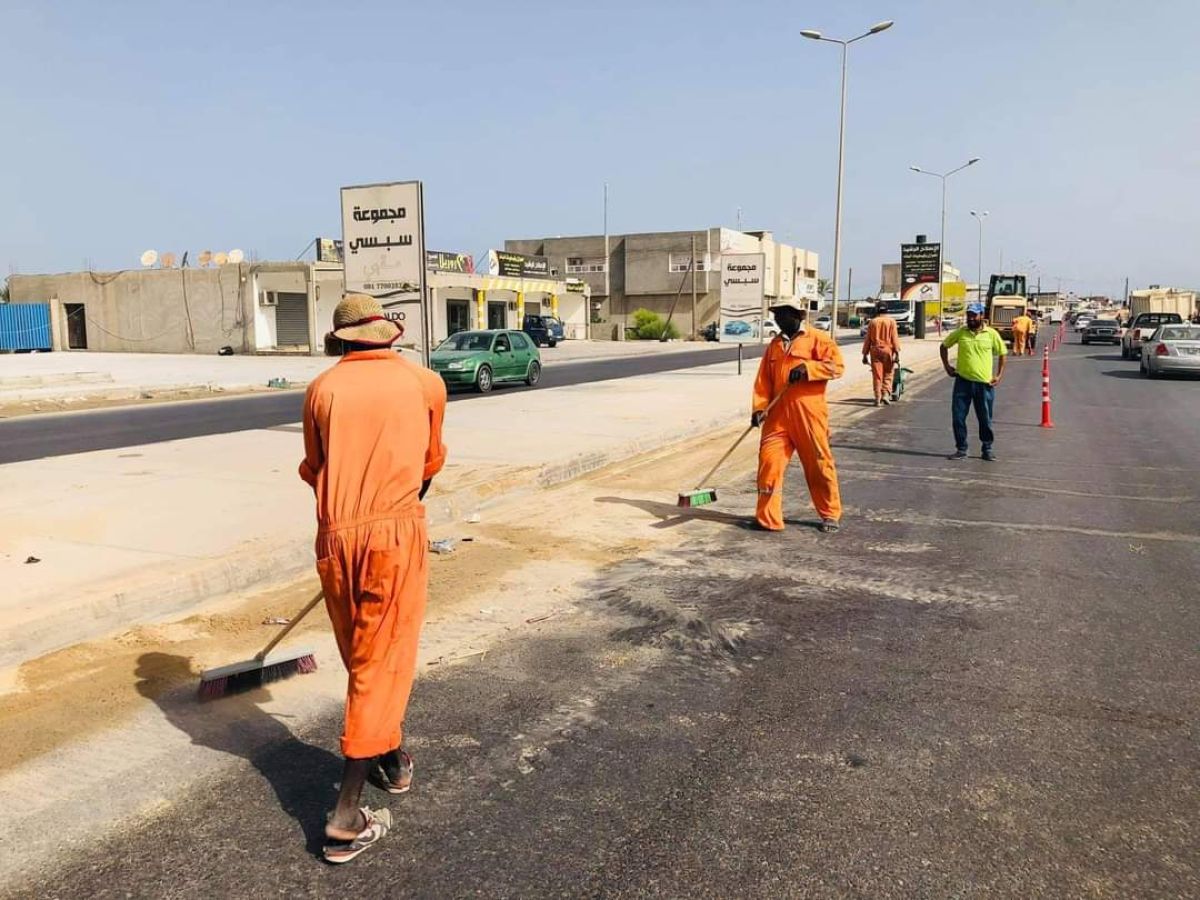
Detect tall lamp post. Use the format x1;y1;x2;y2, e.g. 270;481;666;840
801;20;893;335
970;209;988;305
910;158;980;334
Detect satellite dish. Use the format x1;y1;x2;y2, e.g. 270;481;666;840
160;252;177;269
228;249;245;264
214;251;229;266
140;249;158;268
198;250;213;267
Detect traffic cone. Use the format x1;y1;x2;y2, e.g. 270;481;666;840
1040;347;1055;428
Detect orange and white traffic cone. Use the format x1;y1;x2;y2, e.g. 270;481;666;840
1040;347;1055;428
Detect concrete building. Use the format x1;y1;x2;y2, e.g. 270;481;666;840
7;261;586;356
505;228;819;339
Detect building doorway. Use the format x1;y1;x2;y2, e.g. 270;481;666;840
274;292;310;347
487;301;507;330
64;303;88;349
446;299;470;336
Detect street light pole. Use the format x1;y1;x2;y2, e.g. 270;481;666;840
802;20;893;336
970;210;989;301
910;158;980;333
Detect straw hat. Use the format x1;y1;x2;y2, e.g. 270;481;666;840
329;294;404;346
768;297;808;313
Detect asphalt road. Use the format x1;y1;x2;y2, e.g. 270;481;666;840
14;340;1199;898
0;344;768;464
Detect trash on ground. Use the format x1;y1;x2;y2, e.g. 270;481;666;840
262;616;291;625
267;377;290;389
25;556;41;564
430;538;457;554
467;512;482;524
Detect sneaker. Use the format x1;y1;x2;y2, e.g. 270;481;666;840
873;398;881;407
981;450;997;462
947;450;968;460
881;395;891;406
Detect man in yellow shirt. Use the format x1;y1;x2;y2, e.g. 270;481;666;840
940;303;1008;461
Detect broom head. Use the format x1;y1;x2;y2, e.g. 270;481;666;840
678;487;718;508
198;648;317;701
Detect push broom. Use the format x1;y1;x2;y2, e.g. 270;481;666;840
678;383;792;508
198;589;324;700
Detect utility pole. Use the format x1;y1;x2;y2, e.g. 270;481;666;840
691;234;698;339
605;182;618;341
1124;276;1129;304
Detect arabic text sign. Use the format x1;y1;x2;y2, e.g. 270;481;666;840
719;253;766;344
900;242;941;302
488;250;551;279
426;250;475;274
342;181;425;295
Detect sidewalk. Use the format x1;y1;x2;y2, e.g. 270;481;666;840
0;337;944;670
0;340;730;409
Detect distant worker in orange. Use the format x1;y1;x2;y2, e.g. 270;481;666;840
1027;311;1040;354
300;294;448;864
861;299;901;407
1011;310;1033;355
751;298;845;534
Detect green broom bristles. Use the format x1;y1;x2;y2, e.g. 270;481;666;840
678;488;718;508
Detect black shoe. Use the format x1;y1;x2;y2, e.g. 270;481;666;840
981;450;997;462
947;450;968;460
819;518;841;534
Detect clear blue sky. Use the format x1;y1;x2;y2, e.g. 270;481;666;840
4;0;1198;297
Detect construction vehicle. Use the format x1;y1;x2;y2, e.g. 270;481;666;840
985;274;1030;344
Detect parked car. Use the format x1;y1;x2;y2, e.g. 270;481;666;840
700;321;719;342
430;329;542;393
522;314;564;348
813;315;833;332
1081;318;1121;345
763;318;780;338
1140;324;1200;377
1122;312;1185;360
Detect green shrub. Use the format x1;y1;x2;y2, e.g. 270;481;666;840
630;308;680;340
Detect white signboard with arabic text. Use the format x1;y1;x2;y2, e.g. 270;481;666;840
719;252;766;343
341;180;429;363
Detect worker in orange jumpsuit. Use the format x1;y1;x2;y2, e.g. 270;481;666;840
300;294;447;864
1011;312;1032;355
861;300;901;406
751;298;845;533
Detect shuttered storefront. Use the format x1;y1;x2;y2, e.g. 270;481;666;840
275;293;310;347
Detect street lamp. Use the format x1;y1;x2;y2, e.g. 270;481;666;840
802;19;893;334
910;158;979;334
970;210;989;302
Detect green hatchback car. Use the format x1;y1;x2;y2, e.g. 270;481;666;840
430;329;543;393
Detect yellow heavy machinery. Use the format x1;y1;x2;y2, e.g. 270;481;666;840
986;274;1029;344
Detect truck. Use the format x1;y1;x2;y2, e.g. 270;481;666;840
985;274;1030;344
1127;288;1196;324
872;293;915;335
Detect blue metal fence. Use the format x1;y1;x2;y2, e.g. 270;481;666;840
0;303;53;351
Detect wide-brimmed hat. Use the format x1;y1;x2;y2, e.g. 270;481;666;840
330;294;404;346
768;297;807;313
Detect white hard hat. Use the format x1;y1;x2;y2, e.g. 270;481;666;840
768;297;807;313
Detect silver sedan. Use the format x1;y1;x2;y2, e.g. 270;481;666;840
1140;324;1200;377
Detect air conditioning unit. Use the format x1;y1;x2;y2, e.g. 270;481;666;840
260;291;278;307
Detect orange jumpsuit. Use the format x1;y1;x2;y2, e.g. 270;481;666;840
861;315;901;401
1011;315;1031;355
300;349;447;759
753;328;845;530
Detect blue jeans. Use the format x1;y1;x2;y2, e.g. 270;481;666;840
952;377;995;453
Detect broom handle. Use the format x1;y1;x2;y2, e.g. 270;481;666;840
255;589;325;661
693;385;790;489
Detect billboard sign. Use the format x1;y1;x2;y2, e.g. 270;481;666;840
900;242;941;302
426;250;475;274
488;250;551;279
316;237;343;263
341;180;429;363
719;253;766;343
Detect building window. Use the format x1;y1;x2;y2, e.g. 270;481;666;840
803;268;817;278
566;257;607;274
669;253;712;273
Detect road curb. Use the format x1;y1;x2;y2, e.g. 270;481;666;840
1;341;945;670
